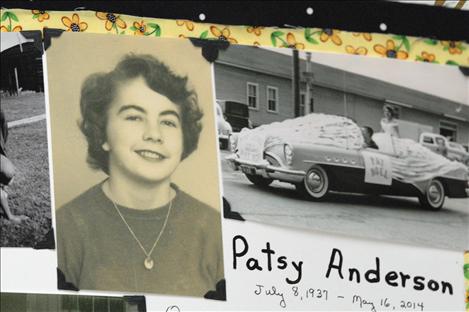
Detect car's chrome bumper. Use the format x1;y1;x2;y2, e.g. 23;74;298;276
218;134;230;141
226;154;305;183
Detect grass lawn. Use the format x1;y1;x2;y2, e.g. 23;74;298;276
1;92;46;121
1;119;52;247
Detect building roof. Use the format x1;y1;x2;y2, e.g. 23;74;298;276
216;45;469;122
1;32;32;52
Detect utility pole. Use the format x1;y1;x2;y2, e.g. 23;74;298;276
292;49;300;117
304;52;314;115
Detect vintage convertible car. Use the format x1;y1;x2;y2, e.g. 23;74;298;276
226;114;468;210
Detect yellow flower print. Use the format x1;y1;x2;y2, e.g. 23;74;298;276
247;26;264;36
32;10;49;22
96;12;127;31
373;40;408;59
61;14;88;32
345;45;367;55
320;29;342;45
352;32;372;41
131;20;147;36
253;41;261;46
416;51;437;63
285;33;305;50
1;25;22;32
441;41;464;55
210;26;238;44
176;20;194;31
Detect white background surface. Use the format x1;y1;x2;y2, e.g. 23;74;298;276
1;219;465;311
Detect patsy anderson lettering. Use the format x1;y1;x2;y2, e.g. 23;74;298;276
232;235;303;284
325;248;453;295
231;236;453;296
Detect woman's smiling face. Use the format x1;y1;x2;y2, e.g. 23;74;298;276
102;77;183;184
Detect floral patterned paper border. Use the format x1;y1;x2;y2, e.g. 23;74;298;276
1;8;468;66
465;251;469;310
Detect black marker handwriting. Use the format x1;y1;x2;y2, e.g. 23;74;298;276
254;284;287;308
166;305;180;312
352;295;376;312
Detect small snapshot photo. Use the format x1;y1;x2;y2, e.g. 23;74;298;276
1;31;52;247
1;292;139;312
46;33;224;297
216;44;469;250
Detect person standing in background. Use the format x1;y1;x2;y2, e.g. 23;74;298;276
0;108;28;223
380;104;400;138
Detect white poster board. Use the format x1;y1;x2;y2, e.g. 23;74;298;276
362;151;393;186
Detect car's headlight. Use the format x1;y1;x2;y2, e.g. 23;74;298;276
284;144;294;165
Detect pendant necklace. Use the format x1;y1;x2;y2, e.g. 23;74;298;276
110;191;172;270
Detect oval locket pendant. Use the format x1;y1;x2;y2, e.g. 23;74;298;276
144;257;154;270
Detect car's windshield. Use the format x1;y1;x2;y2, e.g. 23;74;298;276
435;137;445;145
448;142;464;151
225;102;248;116
422;136;434;144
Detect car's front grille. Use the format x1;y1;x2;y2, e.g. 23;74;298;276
265;154;280;167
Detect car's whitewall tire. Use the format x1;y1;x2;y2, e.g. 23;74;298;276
297;165;330;200
419;179;445;211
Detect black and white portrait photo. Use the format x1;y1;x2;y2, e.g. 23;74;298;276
1;31;52;247
46;33;224;297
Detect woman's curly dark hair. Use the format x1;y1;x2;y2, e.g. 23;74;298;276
79;54;203;174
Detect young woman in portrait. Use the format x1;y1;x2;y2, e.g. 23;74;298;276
56;54;224;297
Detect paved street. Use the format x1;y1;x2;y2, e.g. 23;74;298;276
220;150;469;251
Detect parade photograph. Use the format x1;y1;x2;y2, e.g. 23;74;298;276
0;31;52;247
0;292;139;312
216;43;469;251
46;33;224;297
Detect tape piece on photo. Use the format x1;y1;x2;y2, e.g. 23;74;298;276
19;31;44;55
189;38;230;63
57;268;79;291
223;197;245;221
204;279;226;301
33;227;56;250
43;28;65;51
